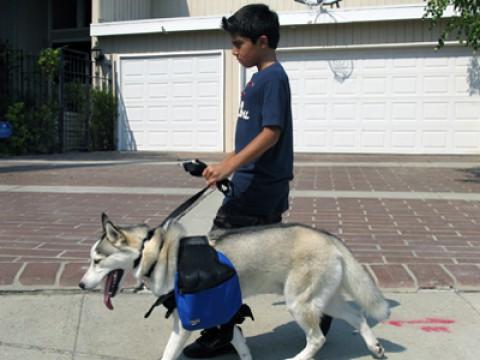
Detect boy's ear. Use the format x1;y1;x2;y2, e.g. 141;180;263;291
257;35;269;48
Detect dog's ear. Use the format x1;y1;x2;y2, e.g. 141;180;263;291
102;214;126;247
101;212;109;230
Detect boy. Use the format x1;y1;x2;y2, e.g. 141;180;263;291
183;4;331;358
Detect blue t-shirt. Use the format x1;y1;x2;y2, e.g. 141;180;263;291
226;62;294;216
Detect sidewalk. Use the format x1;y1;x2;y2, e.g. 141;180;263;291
1;291;480;360
1;152;480;359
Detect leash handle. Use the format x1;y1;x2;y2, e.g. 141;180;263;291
182;159;233;196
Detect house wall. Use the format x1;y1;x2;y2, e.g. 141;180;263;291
96;0;152;22
94;0;423;22
99;19;444;150
152;0;422;18
0;0;49;54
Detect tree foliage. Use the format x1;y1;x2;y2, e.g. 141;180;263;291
424;0;480;50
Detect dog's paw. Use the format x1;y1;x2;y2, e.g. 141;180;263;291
370;342;386;359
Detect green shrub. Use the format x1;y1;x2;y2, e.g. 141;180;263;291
37;48;61;78
2;102;29;155
90;88;116;151
0;101;58;155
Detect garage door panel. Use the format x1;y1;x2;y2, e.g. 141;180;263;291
391;132;417;148
173;82;194;98
332;103;357;121
197;58;219;74
362;58;388;71
333;131;356;148
392;76;417;94
123;60;144;76
147;64;169;77
423;132;449;149
391;103;417;121
333;79;358;96
454;102;479;120
147;83;169;98
362;131;387;148
120;53;222;152
302;131;328;150
147;131;169;147
361;102;387;120
362;77;387;94
304;103;327;121
423;102;449;120
197;131;220;147
125;106;144;123
123;84;144;100
198;82;220;98
173;131;193;147
424;76;450;94
454;132;480;149
304;78;328;96
173;59;194;75
146;107;169;124
172;106;194;122
455;76;471;94
393;57;417;68
197;105;219;120
424;57;450;68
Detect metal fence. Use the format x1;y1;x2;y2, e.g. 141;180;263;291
0;45;111;152
0;47;50;110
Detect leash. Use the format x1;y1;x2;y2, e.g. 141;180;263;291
160;159;232;228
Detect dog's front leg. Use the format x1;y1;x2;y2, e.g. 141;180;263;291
160;311;191;360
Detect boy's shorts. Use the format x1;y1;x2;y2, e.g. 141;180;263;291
211;200;282;230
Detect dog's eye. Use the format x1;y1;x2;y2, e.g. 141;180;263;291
93;259;101;265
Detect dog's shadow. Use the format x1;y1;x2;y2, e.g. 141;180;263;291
178;298;404;359
248;321;404;360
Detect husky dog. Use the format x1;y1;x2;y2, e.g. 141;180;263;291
79;213;390;360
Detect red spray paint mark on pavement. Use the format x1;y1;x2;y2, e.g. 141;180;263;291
420;326;450;333
387;318;455;333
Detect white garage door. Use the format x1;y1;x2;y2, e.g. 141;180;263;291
119;53;223;151
246;47;480;154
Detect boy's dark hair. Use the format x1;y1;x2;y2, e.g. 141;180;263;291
221;4;280;49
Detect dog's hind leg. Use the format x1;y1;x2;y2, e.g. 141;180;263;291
324;295;385;359
285;302;325;360
231;325;252;360
160;311;192;360
283;267;342;360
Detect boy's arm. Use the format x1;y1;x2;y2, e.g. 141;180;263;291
203;126;281;186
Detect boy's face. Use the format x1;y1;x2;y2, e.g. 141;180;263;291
230;34;266;68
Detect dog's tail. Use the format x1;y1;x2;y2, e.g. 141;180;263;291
333;237;390;321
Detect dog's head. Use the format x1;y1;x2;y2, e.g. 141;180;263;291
79;213;150;310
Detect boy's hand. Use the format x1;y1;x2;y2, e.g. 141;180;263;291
202;163;233;187
202;127;280;187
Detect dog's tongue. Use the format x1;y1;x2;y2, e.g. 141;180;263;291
104;272;114;310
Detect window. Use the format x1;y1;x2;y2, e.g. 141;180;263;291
51;0;91;30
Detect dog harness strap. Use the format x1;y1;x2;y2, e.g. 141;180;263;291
144;290;176;319
133;229;156;269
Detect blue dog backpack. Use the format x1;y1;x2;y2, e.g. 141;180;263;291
174;236;242;331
